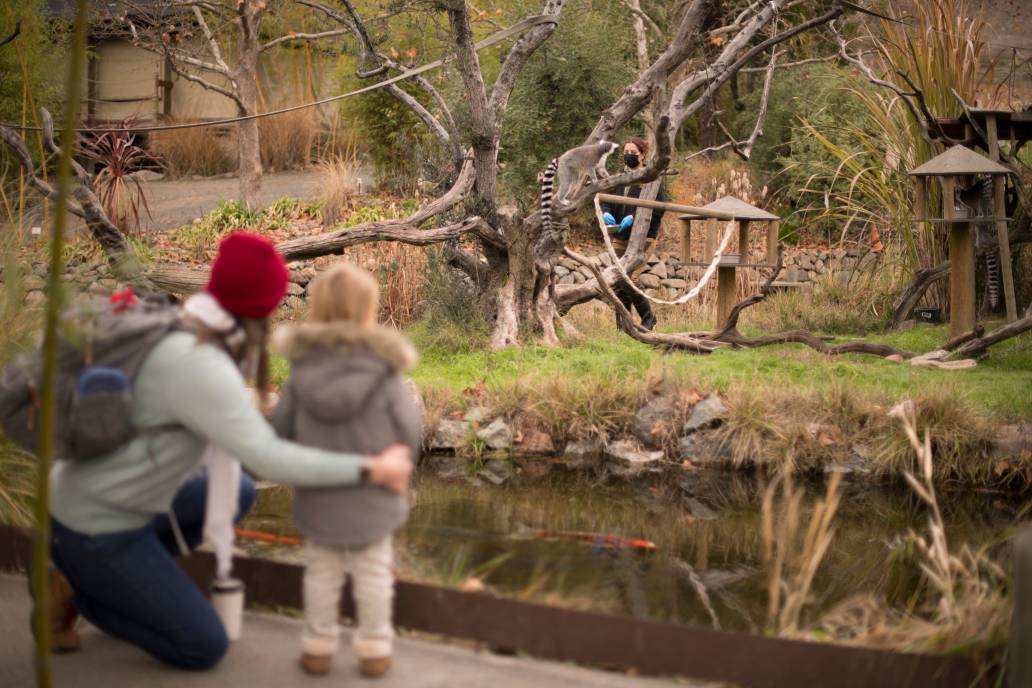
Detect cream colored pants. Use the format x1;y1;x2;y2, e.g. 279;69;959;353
300;537;395;659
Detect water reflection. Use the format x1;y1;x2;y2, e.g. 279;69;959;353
240;470;1019;632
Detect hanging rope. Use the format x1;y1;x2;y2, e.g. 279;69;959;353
592;194;736;306
0;14;556;135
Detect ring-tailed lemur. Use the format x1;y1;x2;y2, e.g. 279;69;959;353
955;175;1002;312
538;140;619;260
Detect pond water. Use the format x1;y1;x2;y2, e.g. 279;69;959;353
240;469;1019;633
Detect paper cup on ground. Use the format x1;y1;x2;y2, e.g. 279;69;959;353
211;578;245;640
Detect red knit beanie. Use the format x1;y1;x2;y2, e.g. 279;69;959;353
205;232;289;318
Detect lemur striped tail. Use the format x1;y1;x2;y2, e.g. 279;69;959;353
986;250;1000;311
540;158;559;235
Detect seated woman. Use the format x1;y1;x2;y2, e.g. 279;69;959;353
44;232;412;670
601;136;669;331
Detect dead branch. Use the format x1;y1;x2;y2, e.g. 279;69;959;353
951;310;1032;359
740;54;835;73
890;260;950;328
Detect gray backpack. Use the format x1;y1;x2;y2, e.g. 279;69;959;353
0;295;181;460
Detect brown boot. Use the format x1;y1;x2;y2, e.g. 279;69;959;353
299;653;332;676
33;567;81;653
358;656;392;678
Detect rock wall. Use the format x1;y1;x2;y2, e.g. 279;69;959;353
555;245;874;298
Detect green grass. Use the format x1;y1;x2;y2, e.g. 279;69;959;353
399;323;1031;421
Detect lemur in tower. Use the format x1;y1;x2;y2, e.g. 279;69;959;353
535;141;620;311
955;174;1018;314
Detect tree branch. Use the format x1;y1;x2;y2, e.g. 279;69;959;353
488;0;564;117
261;28;349;51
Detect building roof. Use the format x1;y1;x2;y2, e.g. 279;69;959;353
678;195;779;221
909;144;1011;176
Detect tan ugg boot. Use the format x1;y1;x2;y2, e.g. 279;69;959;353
42;567;80;653
358;656;392;678
299;652;333;676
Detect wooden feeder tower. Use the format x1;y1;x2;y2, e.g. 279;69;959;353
679;196;780;327
909;145;1014;339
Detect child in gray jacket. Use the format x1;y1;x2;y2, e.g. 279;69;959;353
271;262;421;678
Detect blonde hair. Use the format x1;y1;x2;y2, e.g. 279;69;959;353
307;262;380;325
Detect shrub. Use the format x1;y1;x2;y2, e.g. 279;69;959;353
149;121;235;178
173;200;259;259
258;109;319;172
316;151;362;226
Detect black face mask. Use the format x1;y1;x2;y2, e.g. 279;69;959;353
624;154;640;169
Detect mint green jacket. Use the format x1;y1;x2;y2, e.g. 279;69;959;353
50;331;365;535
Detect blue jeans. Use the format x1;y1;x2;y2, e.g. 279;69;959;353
50;472;256;669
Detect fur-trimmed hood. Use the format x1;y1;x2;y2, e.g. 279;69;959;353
271;321;417;422
272;321;417;372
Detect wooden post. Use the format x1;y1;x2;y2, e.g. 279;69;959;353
680;218;692;263
766;220;779;266
716;265;736;328
986;114;999;160
737;219;750;261
994;175;1018;322
942;176;975;339
703;218;717;258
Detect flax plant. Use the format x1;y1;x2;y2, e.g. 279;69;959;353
794;0;989;308
30;1;88;685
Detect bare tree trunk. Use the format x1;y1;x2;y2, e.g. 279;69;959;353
236;9;262;210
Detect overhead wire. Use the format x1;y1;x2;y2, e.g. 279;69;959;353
0;13;556;135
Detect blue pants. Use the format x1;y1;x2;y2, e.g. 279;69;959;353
50;472;256;669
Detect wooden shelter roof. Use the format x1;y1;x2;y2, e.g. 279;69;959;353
909;144;1010;176
678;195;779;221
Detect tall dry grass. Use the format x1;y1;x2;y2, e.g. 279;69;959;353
762;471;843;636
316;132;362;226
258;109;319;172
342;241;427;328
149;120;235;178
820;402;1009;656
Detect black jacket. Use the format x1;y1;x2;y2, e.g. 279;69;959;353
602;181;669;240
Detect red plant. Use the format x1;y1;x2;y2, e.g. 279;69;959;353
78;119;160;236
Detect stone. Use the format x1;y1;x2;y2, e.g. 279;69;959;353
431;419;471;451
572;272;585;284
98;278;118;290
842;257;857;270
24;290;45;307
87;281;109;297
993;424;1031;459
676;435;697;458
554;265;570;277
604;440;664;477
796;270;810;282
562;439;603;466
478;459;514;485
646;253;660;265
838;270;853;286
23;275;45;292
639;273;661;288
682;393;728;434
283;296;306;311
286;282;304;296
814;259;825;272
651;262;668;280
515;429;555;455
633;393;678;448
558;274;576;285
662;278;687;289
800;255;814;269
464;406;493;423
476;417;513;450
